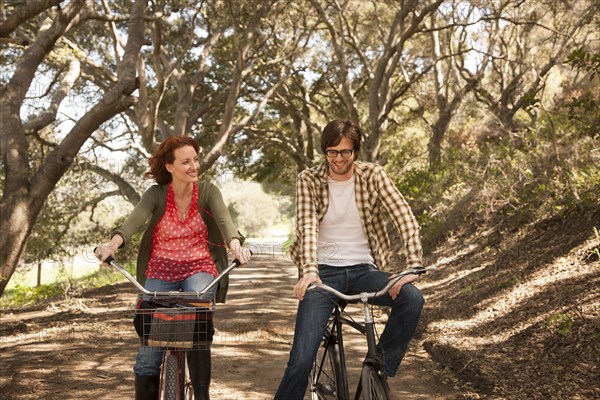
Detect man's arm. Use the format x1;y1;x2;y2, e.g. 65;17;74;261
296;174;320;277
294;174;322;300
376;168;423;269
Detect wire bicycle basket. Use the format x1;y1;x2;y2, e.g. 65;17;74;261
134;294;215;350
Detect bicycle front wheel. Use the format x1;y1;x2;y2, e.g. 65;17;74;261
359;364;390;400
310;335;348;400
162;352;188;400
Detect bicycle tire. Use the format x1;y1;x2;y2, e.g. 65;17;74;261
359;364;390;400
162;353;180;400
163;352;190;400
310;332;348;400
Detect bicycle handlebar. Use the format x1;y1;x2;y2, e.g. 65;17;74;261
307;266;436;302
94;247;247;298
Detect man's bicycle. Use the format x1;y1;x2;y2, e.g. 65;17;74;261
308;267;435;400
97;250;243;400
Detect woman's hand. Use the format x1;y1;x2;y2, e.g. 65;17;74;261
230;239;251;266
294;274;321;301
387;272;420;300
94;235;123;264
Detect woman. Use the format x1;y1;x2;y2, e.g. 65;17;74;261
95;136;251;400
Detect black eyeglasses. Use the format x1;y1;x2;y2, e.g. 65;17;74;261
325;149;354;158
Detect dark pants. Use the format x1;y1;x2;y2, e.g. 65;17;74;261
274;264;424;400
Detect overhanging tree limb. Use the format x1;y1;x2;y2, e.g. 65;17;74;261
0;0;145;297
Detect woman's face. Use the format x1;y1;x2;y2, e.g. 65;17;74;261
166;145;200;184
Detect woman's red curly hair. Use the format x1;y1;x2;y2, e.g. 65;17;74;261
144;136;200;184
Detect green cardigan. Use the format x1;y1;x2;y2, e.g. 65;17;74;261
112;181;243;303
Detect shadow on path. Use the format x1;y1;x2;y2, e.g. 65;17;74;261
0;255;457;399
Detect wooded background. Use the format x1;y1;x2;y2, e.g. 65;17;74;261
1;0;598;296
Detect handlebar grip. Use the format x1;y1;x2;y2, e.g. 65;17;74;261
231;249;253;267
93;246;114;265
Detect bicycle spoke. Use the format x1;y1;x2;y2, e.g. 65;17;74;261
310;333;348;400
359;365;390;400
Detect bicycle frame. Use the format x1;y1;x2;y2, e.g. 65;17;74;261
318;297;386;400
97;250;244;400
309;267;435;400
320;305;351;399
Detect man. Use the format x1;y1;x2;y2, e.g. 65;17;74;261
275;120;425;399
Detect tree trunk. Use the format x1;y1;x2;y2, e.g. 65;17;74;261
428;114;451;170
37;260;42;287
0;0;145;297
0;197;37;295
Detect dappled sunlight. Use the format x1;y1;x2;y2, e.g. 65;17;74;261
419;264;488;294
1;255;458;399
417;209;600;398
213;322;295;345
428;256;599;348
213;342;291;358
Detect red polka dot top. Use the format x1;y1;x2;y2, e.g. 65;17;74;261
146;183;218;281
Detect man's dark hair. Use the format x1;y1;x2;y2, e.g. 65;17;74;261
320;119;362;158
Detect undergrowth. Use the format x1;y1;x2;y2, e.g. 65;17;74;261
395;117;600;247
0;263;135;310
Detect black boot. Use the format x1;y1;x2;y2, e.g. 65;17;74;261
187;349;211;400
134;374;160;400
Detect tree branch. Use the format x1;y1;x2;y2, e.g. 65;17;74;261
80;161;141;205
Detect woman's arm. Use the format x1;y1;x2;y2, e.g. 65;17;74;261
95;186;158;262
206;184;250;265
95;234;124;262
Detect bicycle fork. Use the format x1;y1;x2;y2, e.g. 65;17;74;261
361;297;385;371
352;298;388;399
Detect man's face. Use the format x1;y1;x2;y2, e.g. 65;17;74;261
325;136;355;181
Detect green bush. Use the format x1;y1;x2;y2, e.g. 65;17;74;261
1;262;135;309
5;283;64;305
545;313;574;336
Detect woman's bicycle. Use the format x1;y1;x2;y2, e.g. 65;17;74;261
97;250;243;400
308;267;435;400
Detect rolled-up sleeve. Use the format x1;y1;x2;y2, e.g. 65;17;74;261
296;175;320;277
377;169;423;268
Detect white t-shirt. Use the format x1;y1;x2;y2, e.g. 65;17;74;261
317;175;375;266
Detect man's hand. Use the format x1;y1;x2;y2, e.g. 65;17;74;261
294;275;321;301
387;273;420;300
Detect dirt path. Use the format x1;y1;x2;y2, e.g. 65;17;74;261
1;255;458;399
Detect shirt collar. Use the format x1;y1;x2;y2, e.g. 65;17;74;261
317;160;365;184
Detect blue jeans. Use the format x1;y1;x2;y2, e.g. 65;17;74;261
274;264;424;400
133;272;216;376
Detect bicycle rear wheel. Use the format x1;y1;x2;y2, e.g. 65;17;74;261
310;331;348;400
358;364;390;400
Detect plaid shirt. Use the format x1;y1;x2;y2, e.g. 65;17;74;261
290;161;423;278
